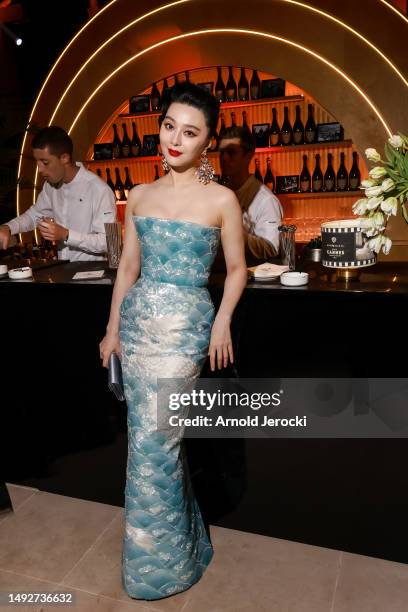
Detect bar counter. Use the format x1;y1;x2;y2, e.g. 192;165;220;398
1;258;408;565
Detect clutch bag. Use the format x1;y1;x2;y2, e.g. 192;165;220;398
108;352;125;402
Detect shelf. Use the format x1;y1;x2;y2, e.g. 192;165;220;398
86;156;162;164
278;190;361;200
118;95;305;119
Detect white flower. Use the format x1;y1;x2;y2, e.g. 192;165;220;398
388;135;403;149
365;185;384;197
352;198;369;215
381;196;398;216
383;236;393;254
365;148;381;163
381;178;395;192
369;166;387;180
367;234;392;254
366;196;384;210
361;179;377;189
372;211;386;229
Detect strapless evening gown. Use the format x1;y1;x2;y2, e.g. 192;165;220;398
119;215;221;600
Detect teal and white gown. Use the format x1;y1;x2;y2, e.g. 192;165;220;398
119;215;221;600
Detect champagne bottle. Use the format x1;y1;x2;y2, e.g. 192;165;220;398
114;167;126;201
215;66;226;103
304;104;317;144
106;168;115;192
124;166;133;199
184;70;191;83
154;164;160;181
242;110;251;136
280;106;293;146
230;111;237;127
250;69;261;100
312;154;323;192
349;151;361;190
254;158;263;182
218;112;227;141
263;158;275;192
131;122;141;157
96;169;102;179
324;153;336;191
300;155;311;192
121;123;131;158
292;105;304;145
151;82;161;111
238;67;249;101
269;107;280;147
226;66;237;102
162;77;172;103
173;73;180;86
336;152;349;191
112;123;121;159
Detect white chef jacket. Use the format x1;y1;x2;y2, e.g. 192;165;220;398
243;184;283;254
7;162;116;261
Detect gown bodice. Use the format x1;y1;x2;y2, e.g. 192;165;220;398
133;216;221;287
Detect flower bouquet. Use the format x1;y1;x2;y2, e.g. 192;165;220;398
352;133;408;255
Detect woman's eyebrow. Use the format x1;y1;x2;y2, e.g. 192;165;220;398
165;115;201;131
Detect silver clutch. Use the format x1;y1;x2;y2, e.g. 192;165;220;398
108;352;125;402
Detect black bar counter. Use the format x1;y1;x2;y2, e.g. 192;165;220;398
1;259;408;564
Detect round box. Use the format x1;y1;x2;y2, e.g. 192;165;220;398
280;271;309;286
321;219;376;269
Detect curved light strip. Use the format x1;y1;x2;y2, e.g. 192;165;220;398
379;0;408;24
68;29;392;136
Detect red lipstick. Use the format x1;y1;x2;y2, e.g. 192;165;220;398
168;149;182;157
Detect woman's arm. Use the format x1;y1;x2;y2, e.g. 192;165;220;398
209;191;248;371
99;186;142;367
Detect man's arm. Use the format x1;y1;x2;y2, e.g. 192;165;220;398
65;187;116;254
245;191;283;259
6;188;54;235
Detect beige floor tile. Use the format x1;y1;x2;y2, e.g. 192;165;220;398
182;526;340;612
36;588;156;612
0;484;38;525
61;510;193;612
0;491;120;582
0;568;59;612
333;551;408;612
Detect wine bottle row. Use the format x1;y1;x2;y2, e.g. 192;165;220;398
252;151;361;193
96;165;161;201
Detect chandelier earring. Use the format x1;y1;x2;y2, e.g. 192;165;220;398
161;156;170;173
196;147;215;184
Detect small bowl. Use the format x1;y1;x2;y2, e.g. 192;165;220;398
8;266;33;280
280;271;309;286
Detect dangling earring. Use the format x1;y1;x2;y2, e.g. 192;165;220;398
195;148;215;184
161;156;170;173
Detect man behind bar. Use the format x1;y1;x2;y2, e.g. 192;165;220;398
0;126;116;261
219;126;283;265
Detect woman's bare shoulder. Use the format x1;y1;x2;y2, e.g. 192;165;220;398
127;183;156;215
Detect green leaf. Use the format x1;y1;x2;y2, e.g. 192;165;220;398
402;203;408;224
384;143;395;164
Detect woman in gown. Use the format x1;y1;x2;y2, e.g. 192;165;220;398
100;82;247;601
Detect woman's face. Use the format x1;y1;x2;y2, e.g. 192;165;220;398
160;102;211;170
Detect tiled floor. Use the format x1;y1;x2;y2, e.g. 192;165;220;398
1;484;408;611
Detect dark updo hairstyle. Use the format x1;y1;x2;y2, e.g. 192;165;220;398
158;81;220;139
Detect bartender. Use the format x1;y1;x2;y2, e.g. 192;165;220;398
0;126;116;261
219;126;283;265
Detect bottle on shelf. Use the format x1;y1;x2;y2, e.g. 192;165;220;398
349;151;361;190
215;66;226;103
254;158;263;182
96;169;102;179
269;107;280;147
230;111;237;127
300;155;311;192
151;82;161;111
131;121;141;157
312;154;323;192
226;66;237;102
114;167;126;201
238;67;249;101
304;104;317;144
173;73;180;86
121;123;132;158
336;152;349;191
106;168;115;192
184;70;191;83
162;77;172;103
280;106;293;146
154;164;160;181
324;153;336;192
242;110;251;136
112;123;122;159
292;105;304;145
124;166;133;199
218;112;227;141
263;158;275;192
249;69;261;100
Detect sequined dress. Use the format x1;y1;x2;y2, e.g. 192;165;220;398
119;216;221;600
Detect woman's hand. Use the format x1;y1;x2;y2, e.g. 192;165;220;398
99;332;121;368
208;314;233;371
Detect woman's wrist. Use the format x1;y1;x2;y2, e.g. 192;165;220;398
215;311;232;323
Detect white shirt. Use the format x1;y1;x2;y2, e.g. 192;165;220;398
7;163;116;261
243;184;283;253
